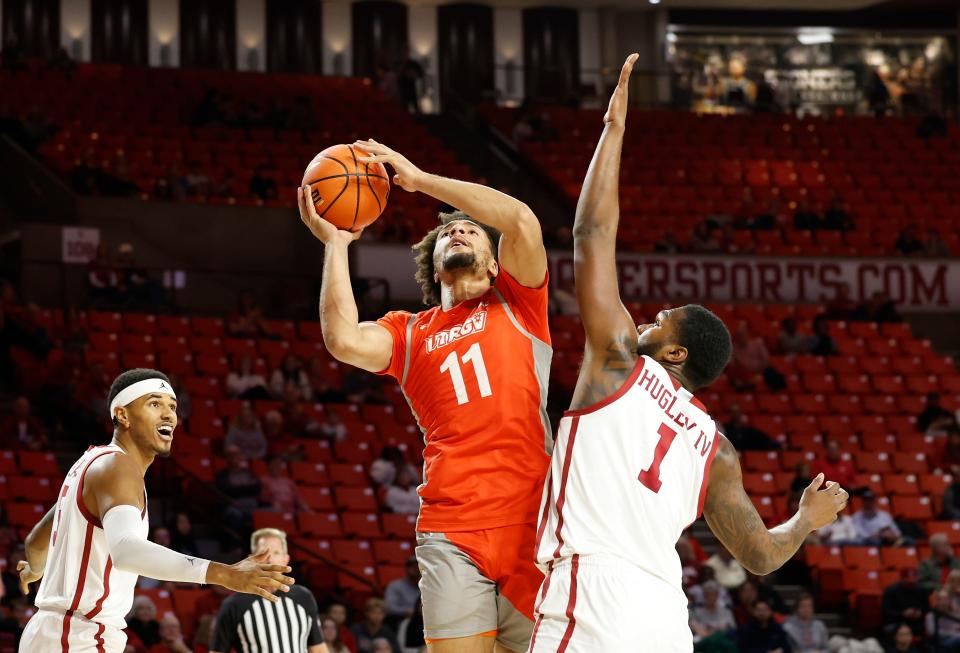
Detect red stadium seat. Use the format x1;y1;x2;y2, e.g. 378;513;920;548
882;474;919;496
88;311;123;332
330;539;375;567
333;487;379;512
0;451;17;475
927;521;960;545
382;513;417;539
372;539;415;565
842;547;882;571
342;512;383;539
891;496;933;521
124;313;158;334
893;453;930;474
855;452;892;474
300;486;335;511
378;565;407;586
880;546;919;570
17;452;60;477
297;512;342;538
252;511;295;531
328;464;368;487
5;502;47;527
290;462;330;486
8;476;58;502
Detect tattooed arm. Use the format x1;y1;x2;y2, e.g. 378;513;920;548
570;54;641;410
703;435;849;575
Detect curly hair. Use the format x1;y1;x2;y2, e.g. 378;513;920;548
413;211;502;306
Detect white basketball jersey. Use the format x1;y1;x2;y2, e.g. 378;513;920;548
35;444;147;630
535;356;719;593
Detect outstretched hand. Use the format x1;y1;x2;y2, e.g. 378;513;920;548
353;139;425;192
603;53;639;128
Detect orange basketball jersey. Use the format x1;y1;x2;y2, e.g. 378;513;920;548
377;269;553;532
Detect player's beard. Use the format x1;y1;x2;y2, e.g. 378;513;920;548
442;250;477;273
636;338;662;359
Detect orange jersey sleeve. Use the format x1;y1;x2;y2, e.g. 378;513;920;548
492;268;551;344
374;310;414;380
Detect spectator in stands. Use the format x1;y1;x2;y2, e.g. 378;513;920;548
791;462;813;495
1;395;48;450
923;228;951;257
262;409;287;446
783;593;828;653
224;401;267;460
813;439;856;490
919;533;960;590
280;389;320;439
549;277;579;316
375;62;400;101
653;232;683;254
184;161;211;197
732;580;760;626
690;580;737;639
385;557;422;625
706;547;747;590
225;355;271;400
883;567;927;638
815;504;860;546
327;603;359;653
322;617;352;653
371;446;408;486
384;465;420;515
825;284;856;320
319;410;349;443
793;202;820;231
229;292;273;339
895;225;925;256
926;588;960;650
215;445;261;527
372;639;394;653
867;64;896;116
919;392;955;432
128;596;162;649
730;323;787;392
723;403;779;451
396;599;426;653
689;222;723;254
271;354;312;401
777;318;808;354
852;489;903;546
886;623;920;653
807;317;838;356
249;165;278;201
399;57;425;114
737;599;789;653
149;614;191;653
822;199;854;232
212;170;237;198
170;512;200;557
351;598;400;653
719;222;755;255
260;456;308;513
717;56;757;111
853;290;901;323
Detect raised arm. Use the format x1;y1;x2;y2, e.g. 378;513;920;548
298;185;394;373
703;435;848;576
355;140;546;287
568;55;642;407
17;506;55;594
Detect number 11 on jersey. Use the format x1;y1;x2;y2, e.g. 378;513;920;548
440;343;492;405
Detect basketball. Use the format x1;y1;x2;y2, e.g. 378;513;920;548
301;144;391;232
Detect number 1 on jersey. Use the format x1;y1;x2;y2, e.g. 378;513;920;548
638;423;678;493
440;343;492;405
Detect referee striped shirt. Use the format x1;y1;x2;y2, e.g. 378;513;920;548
211;585;324;653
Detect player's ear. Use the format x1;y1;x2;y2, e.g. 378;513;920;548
115;407;128;428
487;258;499;281
663;345;688;364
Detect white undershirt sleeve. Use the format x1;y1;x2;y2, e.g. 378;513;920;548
102;505;211;584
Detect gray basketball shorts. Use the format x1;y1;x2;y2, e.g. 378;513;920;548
415;524;542;652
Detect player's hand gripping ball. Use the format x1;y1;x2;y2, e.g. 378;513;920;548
301;144;391;232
